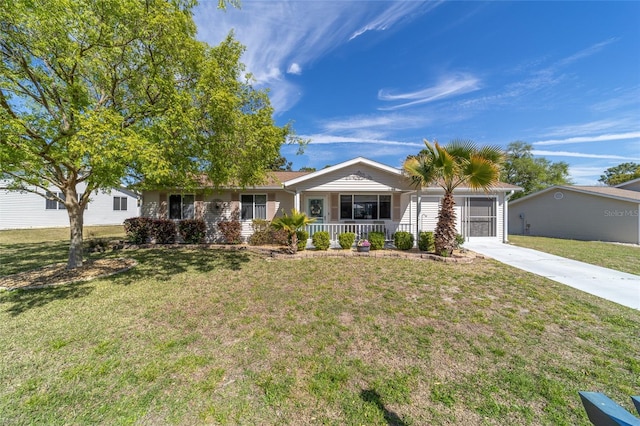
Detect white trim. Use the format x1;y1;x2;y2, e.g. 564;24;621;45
510;185;640;205
283;157;403;186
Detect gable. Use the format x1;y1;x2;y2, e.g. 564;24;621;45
284;163;413;192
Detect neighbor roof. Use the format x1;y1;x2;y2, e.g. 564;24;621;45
511;185;640;204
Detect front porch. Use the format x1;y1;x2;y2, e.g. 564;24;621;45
304;222;416;247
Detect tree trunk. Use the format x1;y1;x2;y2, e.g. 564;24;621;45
289;231;298;255
66;188;84;270
434;191;457;256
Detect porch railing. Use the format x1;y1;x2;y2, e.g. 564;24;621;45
305;223;417;244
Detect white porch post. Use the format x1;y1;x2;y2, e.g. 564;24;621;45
503;190;514;243
294;191;301;212
415;188;421;245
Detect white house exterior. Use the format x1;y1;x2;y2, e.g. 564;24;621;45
141;157;520;245
0;182;140;230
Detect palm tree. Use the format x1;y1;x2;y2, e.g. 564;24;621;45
403;139;504;256
271;209;316;254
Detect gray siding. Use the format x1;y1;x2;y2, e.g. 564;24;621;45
509;189;640;244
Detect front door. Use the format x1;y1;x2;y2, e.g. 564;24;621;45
307;197;325;224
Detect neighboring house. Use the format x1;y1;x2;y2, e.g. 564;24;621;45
141;157;520;245
0;182;140;230
508;183;640;245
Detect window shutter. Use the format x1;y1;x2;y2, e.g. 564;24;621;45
392;193;401;221
330;193;338;220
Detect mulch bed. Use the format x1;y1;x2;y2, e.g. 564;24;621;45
0;258;137;291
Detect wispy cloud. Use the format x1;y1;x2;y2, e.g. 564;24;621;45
533;131;640;146
556;38;618;68
540;118;640;138
301;134;423;149
378;73;481;110
460;38;618;112
533;149;640;161
321;113;432;134
194;1;431;112
350;1;443;40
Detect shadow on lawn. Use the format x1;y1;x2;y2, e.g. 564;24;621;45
111;247;252;285
0;282;94;317
0;241;69;276
361;389;408;426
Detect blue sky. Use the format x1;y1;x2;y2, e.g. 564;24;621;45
193;1;640;185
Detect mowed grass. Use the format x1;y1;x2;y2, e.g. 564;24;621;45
1;229;639;425
509;235;640;276
0;226;125;276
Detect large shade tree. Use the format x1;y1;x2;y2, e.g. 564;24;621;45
403;139;504;256
1;0;295;269
599;162;640;186
501;141;571;199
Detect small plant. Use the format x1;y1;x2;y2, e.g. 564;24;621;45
85;238;110;253
338;232;356;249
217;209;242;244
312;231;330;250
151;219;176;244
123;217;153;244
271;209;315;254
356;239;371;247
368;231;385;250
296;230;309;251
418;231;435;252
393;231;414;250
454;233;465;249
178;219;207;244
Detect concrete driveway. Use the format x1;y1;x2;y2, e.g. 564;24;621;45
464;240;640;310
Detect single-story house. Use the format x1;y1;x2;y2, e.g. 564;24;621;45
141;157;520;246
0;182;140;230
508;180;640;245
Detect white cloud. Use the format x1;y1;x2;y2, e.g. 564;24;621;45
350;1;443;40
287;63;302;75
193;1;430;113
532;132;640;146
540;118;640;138
532;149;640;161
321;113;432;134
378;73;481;110
302;134;423;148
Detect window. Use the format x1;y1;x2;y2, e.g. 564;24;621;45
45;192;65;210
113;196;128;211
241;194;266;220
340;194;392;220
169;194;195;219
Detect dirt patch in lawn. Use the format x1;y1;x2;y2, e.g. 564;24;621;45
0;258;137;290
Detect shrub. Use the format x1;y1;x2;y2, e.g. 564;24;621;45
312;231;330;250
178;219;207;244
151;219;177;244
418;231;435;252
248;220;289;246
368;231;385;250
454;233;465;249
248;219;272;245
296;230;309;251
217;210;242;244
338;232;356;249
123;217;153;244
393;231;414;250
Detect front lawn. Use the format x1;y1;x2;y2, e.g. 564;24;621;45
1;231;639;425
509;235;640;276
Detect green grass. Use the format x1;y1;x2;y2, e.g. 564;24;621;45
1;229;639;424
509;235;640;275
